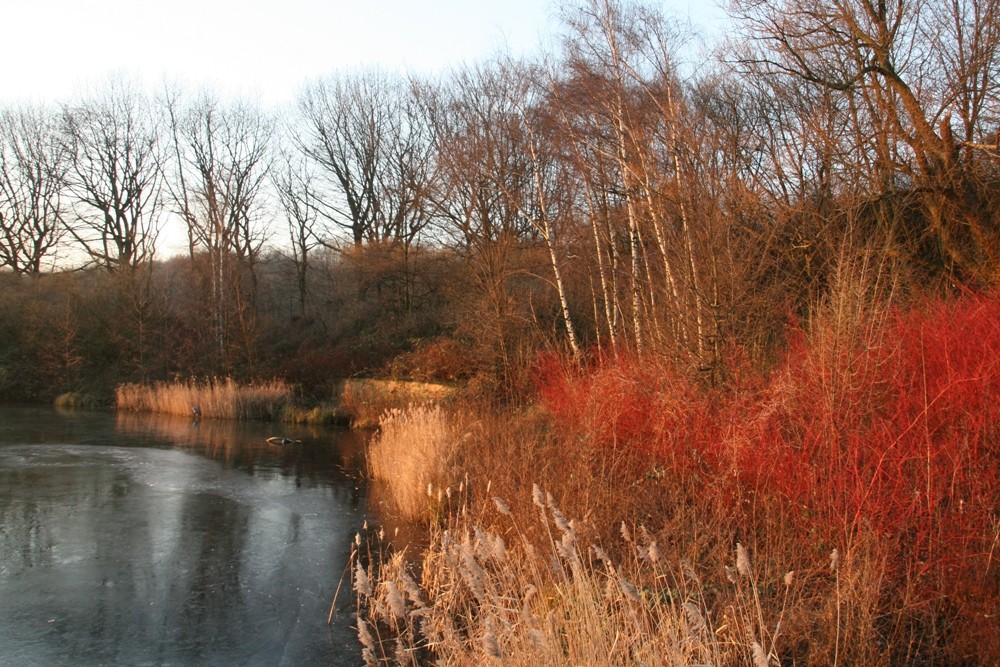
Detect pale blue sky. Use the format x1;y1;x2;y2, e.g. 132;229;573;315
1;0;726;107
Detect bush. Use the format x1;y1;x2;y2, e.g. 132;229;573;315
385;337;475;382
531;291;1000;664
366;291;998;664
54;392;103;410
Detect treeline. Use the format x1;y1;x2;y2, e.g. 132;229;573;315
2;0;998;402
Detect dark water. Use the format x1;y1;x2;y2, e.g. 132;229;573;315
0;405;368;666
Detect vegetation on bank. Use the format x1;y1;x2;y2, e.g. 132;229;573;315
53;391;103;410
367;405;464;520
360;290;1000;666
113;376;456;427
116;378;294;421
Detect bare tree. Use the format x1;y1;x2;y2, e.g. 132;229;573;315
418;62;536;252
61;77;164;272
729;0;1000;282
295;69;434;249
416;60;544;390
0;105;67;274
484;60;583;359
272;146;321;316
166;89;274;372
296;69;438;330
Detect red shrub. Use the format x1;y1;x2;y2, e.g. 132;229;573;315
757;293;1000;546
534;291;1000;645
534;350;720;473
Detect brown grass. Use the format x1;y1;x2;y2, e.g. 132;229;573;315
356;285;1000;665
353;486;870;667
115;377;293;420
366;404;466;522
114;377;458;426
337;379;457;428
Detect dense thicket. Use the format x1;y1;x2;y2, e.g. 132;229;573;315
1;0;998;402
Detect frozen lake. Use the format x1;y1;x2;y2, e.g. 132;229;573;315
0;405;368;666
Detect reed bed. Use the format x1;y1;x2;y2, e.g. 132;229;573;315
115;378;293;420
353;487;854;667
358;290;999;665
338;379;458;429
367;405;465;522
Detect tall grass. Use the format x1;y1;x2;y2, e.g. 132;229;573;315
116;377;293;420
534;290;1000;664
337;379;457;429
361;290;999;665
354;487;863;666
367;405;465;522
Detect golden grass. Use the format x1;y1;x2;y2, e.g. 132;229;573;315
337;379;457;428
115;378;293;421
353;486;861;667
114;377;457;426
278;403;348;425
357;400;946;666
366;404;464;522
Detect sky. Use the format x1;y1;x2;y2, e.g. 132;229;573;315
0;0;727;109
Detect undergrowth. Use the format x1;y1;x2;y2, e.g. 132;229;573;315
361;290;999;665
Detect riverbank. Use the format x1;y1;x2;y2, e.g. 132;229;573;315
357;292;1000;666
113;377;458;427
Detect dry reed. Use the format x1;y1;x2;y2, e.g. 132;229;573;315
353;487;844;666
337;379;457;428
355;288;1000;664
366;404;464;522
115;378;293;420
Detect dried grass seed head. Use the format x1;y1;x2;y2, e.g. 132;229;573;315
401;571;426;608
752;641;769;667
683;601;707;634
492;496;511;515
386;580;406;619
551;507;572;534
354;562;372;597
532;484;545;508
483;616;502;659
736;542;751;577
592;544;611;565
357;617;375;651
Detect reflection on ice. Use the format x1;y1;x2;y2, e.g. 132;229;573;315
0;405;368;666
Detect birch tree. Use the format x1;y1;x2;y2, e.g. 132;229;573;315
554;0;714;364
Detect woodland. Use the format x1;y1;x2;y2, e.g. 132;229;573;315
2;0;996;402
